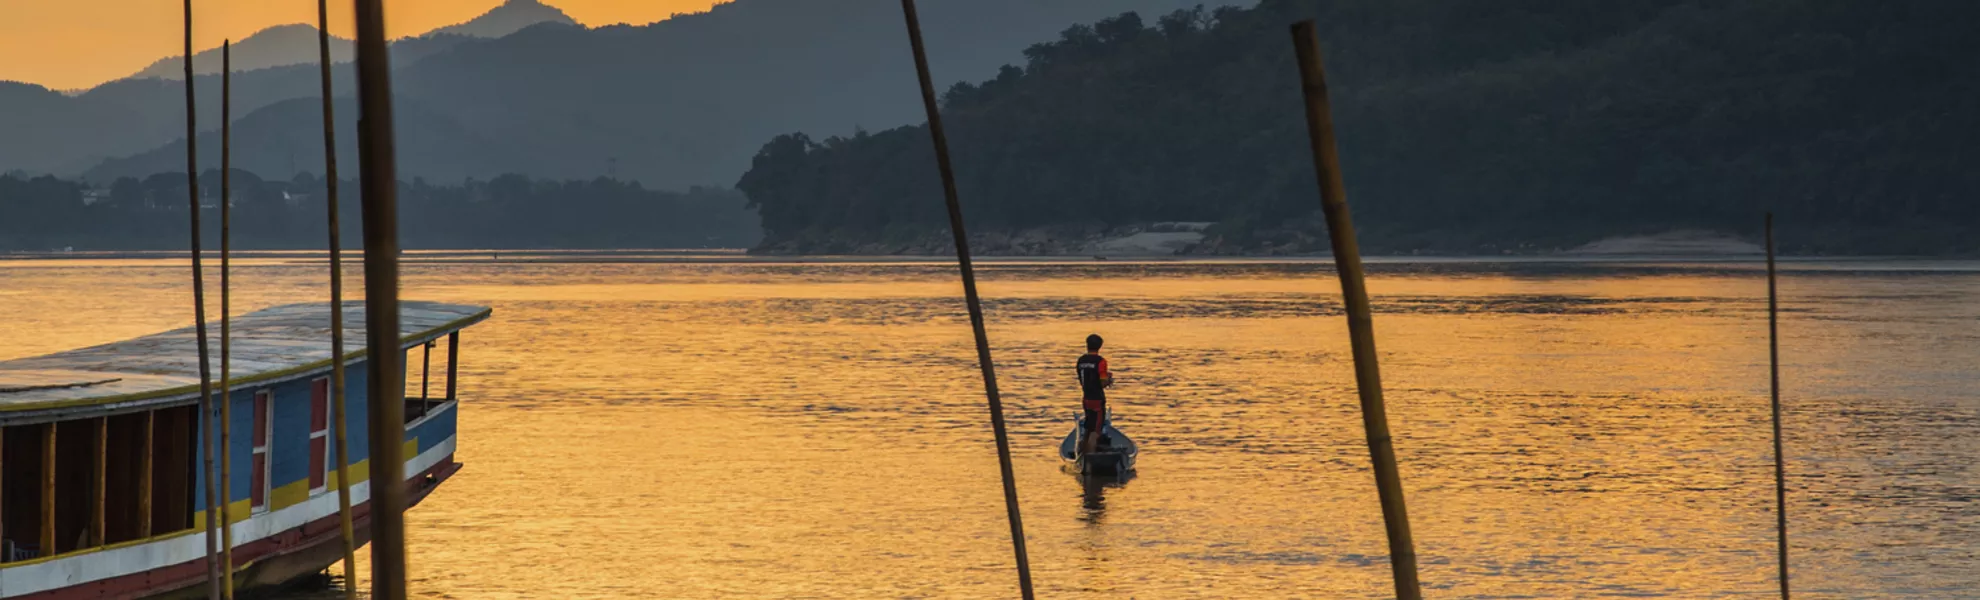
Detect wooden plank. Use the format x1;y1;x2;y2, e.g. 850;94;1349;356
139;411;154;538
40;422;55;555
93;417;107;547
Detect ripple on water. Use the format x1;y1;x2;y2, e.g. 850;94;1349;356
0;258;1976;598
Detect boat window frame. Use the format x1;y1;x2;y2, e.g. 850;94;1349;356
307;377;330;496
249;389;273;514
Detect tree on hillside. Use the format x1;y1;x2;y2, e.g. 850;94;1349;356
736;0;1980;255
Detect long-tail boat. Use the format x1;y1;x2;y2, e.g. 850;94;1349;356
0;301;490;598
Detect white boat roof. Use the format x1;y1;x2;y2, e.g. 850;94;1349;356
0;301;490;419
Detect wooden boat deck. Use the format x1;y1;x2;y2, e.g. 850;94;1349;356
0;301;490;415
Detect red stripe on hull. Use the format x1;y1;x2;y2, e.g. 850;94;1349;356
17;455;459;600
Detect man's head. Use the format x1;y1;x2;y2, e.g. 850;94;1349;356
1086;334;1104;352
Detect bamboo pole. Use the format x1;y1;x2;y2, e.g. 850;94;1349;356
894;1;1034;598
1290;21;1422;599
353;0;411;595
182;1;223;595
93;418;107;548
315;0;360;594
140;411;155;538
218;40;237;600
1766;213;1790;599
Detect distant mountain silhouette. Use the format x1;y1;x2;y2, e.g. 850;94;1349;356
124;1;574;82
88;95;527;185
0;81;159;175
129;24;355;81
18;0;1240;185
430;0;580;39
6;33;486;176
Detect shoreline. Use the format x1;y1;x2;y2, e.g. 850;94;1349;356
3;249;1976;269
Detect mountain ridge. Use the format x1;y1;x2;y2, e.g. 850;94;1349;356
430;0;581;39
68;0;1241;188
128;24;355;81
118;0;577;83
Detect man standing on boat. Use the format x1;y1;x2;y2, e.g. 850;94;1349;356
1076;334;1114;455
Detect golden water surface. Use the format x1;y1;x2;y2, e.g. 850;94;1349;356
2;257;1976;598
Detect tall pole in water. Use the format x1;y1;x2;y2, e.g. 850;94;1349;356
1289;21;1422;599
895;1;1035;598
315;0;360;595
1766;214;1790;599
217;41;237;600
351;0;410;597
181;1;223;597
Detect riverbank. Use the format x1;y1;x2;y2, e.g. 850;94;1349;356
750;220;1980;258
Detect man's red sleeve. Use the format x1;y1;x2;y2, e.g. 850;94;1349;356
1099;358;1111;378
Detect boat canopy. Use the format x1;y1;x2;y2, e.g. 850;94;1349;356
0;301;490;422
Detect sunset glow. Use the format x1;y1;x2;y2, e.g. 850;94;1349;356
0;0;726;90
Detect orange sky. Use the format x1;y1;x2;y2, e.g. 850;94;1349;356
0;0;725;90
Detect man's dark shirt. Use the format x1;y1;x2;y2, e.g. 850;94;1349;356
1076;353;1110;411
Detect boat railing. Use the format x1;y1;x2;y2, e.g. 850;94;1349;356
404;396;451;421
402;333;461;423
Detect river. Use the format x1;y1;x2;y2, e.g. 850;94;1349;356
2;255;1975;598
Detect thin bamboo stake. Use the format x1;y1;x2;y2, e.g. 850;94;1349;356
353;0;411;596
895;1;1034;598
1290;21;1422;599
182;1;223;595
217;40;237;600
315;0;360;594
1766;213;1790;599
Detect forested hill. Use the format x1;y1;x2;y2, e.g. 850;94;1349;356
737;0;1980;255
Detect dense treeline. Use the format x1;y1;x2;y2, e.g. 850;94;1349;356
737;0;1980;254
0;172;760;251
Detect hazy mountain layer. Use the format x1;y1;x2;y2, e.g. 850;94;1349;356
129;24;356;81
64;0;1240;187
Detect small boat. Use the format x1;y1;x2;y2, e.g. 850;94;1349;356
1059;409;1138;476
0;301;490;599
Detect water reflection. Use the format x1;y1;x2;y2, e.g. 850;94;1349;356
1075;471;1135;526
1;258;1977;597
